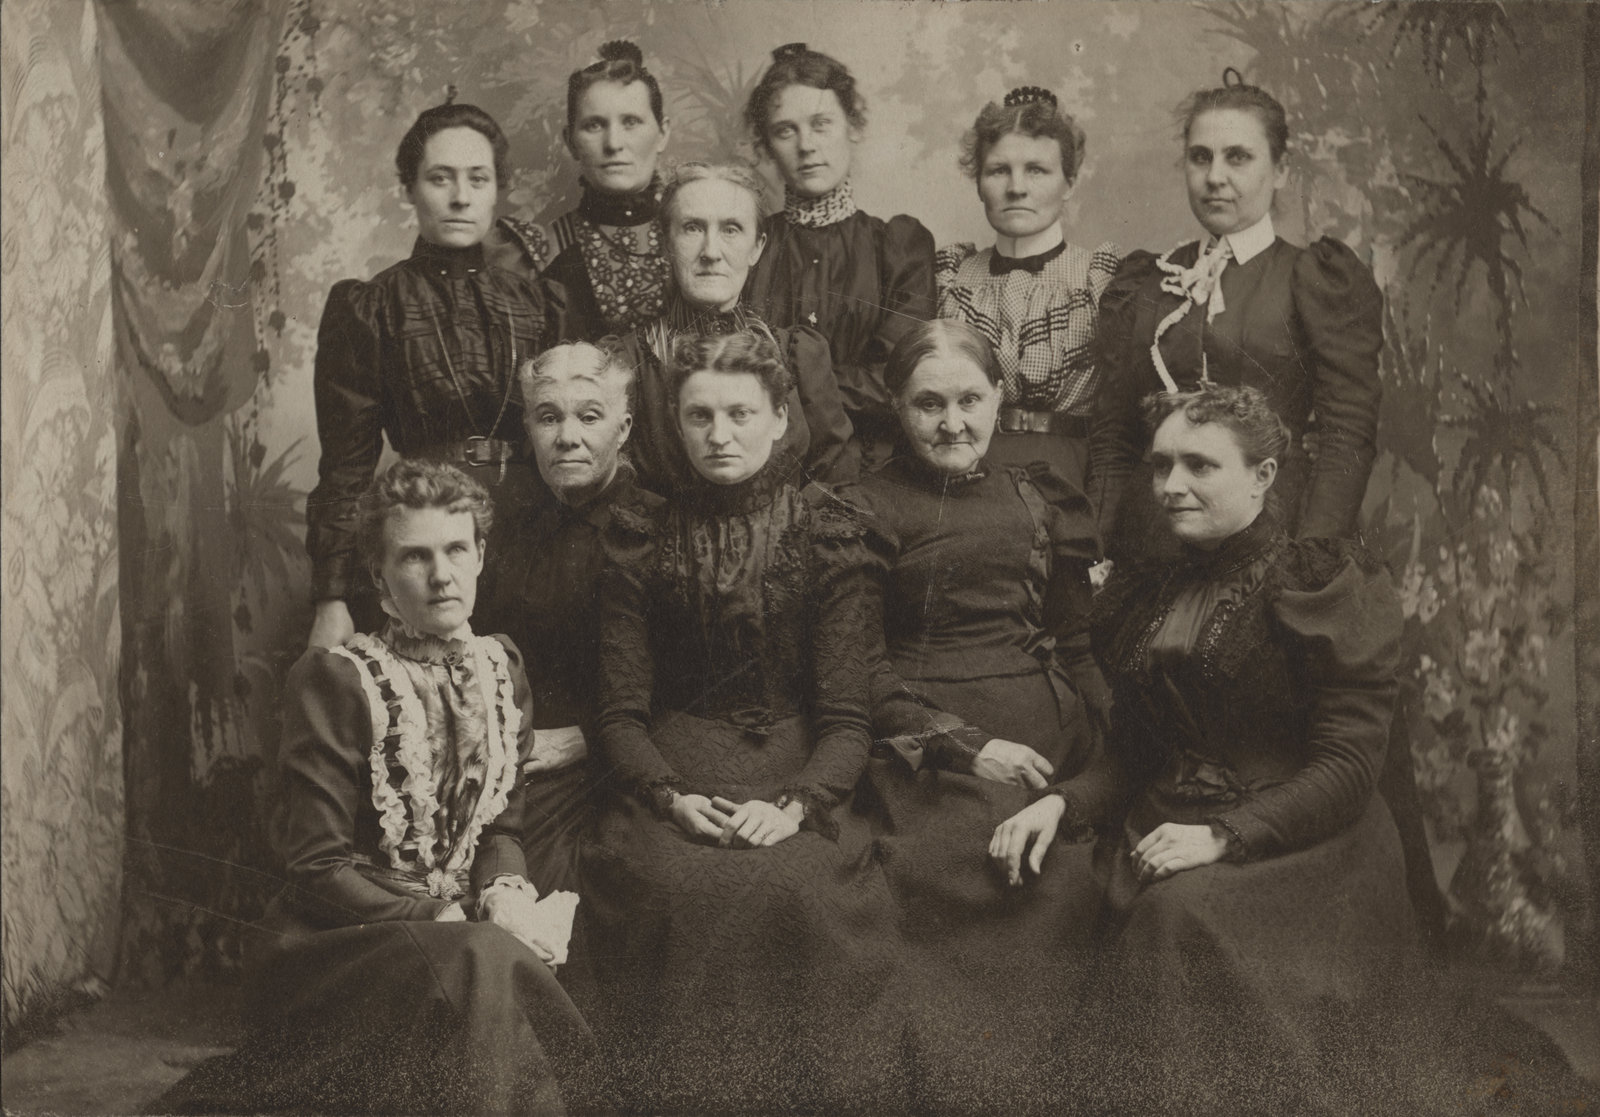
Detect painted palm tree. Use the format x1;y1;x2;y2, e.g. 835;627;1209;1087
1378;0;1516;83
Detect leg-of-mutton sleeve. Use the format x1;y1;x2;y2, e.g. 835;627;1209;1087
276;641;537;927
832;215;936;428
1290;238;1385;540
1208;541;1402;859
1086;250;1162;542
784;323;861;485
776;490;876;826
594;501;685;816
304;280;386;603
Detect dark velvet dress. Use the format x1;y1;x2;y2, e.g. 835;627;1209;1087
617;297;859;496
1080;520;1580;1115
579;450;903;1114
477;465;662;894
150;627;597;1116
304;239;554;626
848;456;1118;1110
1088;236;1383;557
746;207;935;464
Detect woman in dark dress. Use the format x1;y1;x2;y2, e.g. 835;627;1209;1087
305;102;553;649
621;161;857;495
153;461;595;1116
480;341;659;893
488;41;672;340
1075;387;1580;1115
743;42;936;469
581;329;901;1114
847;319;1117;1110
936;86;1120;489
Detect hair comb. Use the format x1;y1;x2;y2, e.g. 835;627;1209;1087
1003;85;1058;109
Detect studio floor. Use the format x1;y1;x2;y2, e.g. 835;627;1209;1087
2;974;1597;1115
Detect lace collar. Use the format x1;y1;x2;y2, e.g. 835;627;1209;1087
378;613;474;665
577;174;663;228
783;179;857;229
409;237;488;279
676;444;806;516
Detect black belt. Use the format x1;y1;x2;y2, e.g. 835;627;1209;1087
423;436;526;468
997;407;1090;438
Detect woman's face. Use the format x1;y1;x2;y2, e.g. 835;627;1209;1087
1149;412;1276;549
566;80;669;196
677;370;788;485
528;373;633;506
376;505;485;638
407;126;497;248
896;352;1000;476
1184;108;1287;238
666;178;767;312
763;84;856;199
978;132;1072;241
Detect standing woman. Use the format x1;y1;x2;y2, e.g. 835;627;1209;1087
490;41;673;340
582;329;901;1113
744;43;936;469
936;86;1120;489
1088;69;1383;560
305;100;552;649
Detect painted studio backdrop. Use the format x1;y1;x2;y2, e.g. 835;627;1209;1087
2;0;1597;1027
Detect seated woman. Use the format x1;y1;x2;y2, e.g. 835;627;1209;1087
619;161;858;494
1068;386;1574;1114
479;341;659;893
151;460;595;1116
581;329;901;1114
742;42;936;467
936;85;1120;489
846;319;1117;1109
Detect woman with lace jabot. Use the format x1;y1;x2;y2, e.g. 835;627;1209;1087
305;100;553;649
619;161;858;496
935;85;1120;490
153;461;597;1116
488;40;672;341
581;329;902;1114
1088;69;1383;563
743;42;936;470
846;319;1118;1109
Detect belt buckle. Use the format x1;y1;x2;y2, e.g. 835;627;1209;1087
998;408;1025;434
463;436;497;467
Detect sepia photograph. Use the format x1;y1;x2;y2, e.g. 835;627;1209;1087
2;0;1597;1112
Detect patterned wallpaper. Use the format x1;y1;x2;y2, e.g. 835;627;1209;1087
1;0;123;1030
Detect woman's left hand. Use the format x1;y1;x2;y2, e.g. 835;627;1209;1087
989;794;1067;886
711;796;802;849
1131;822;1229;884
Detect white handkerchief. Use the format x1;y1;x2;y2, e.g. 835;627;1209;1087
524;725;587;773
532;890;580;966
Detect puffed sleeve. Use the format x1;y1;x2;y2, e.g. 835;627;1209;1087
833;215;936;426
849;484;992;776
1290;238;1384;540
778;487;877;837
1209;541;1401;859
593;499;685;816
784;323;861;484
304;280;385;603
276;648;451;925
933;241;977;304
1087;250;1163;540
484;215;553;281
468;635;537;893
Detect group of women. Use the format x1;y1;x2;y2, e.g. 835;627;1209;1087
155;39;1583;1117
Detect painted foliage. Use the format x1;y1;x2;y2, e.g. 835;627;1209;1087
106;0;1589;983
1;0;122;1029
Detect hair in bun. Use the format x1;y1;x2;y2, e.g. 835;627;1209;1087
598;39;644;67
1176;68;1289;163
959;86;1087;185
566;38;665;128
744;43;866;153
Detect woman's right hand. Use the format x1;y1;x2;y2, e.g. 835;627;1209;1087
973;739;1055;789
989;794;1067;886
668;793;733;841
308;599;356;649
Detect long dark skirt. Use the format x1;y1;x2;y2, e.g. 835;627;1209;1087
865;668;1104;1113
580;711;906;1115
148;907;598;1116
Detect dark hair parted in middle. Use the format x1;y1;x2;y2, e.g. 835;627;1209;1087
394;102;512;189
744;42;867;154
884;318;1002;397
1140;384;1291;466
1177;67;1290;164
959;86;1088;184
356;458;494;577
667;328;793;412
566;39;666;128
